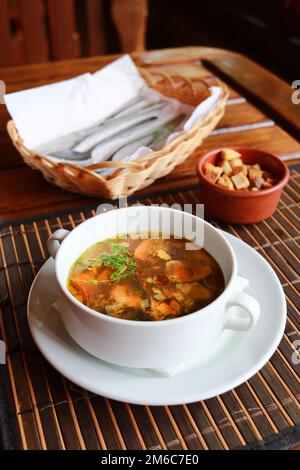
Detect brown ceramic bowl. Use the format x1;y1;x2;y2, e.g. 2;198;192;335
197;147;289;224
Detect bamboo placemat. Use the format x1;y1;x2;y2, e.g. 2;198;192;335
0;165;299;450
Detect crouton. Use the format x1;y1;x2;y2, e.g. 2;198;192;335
205;162;223;183
252;177;265;189
217;175;234;190
262;171;275;182
248;166;263;182
220;148;242;161
231;172;250;190
221;160;232;176
264;174;277;186
267;177;276;185
232;164;248;176
230;158;244;169
204;153;276;192
205;162;217;172
241;164;248;176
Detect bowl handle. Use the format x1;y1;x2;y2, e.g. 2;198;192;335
47;229;70;259
223;292;260;331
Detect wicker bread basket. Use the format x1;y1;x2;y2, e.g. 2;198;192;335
7;68;229;199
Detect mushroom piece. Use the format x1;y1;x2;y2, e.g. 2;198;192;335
104;284;146;320
150;298;181;321
166;260;211;283
176;282;213;312
134;239;167;261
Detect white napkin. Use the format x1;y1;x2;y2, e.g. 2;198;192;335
4;55;147;150
163;86;222;148
184;86;221;130
52;276;249;377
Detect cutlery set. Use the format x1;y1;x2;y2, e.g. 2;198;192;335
46;98;185;175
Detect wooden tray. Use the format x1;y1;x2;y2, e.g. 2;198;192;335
0;165;299;450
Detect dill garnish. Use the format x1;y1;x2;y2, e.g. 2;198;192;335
75;256;84;266
82;279;103;284
88;242;137;283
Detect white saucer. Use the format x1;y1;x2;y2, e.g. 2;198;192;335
27;231;286;406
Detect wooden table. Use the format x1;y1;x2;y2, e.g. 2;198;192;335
0;46;299;221
0;47;299;451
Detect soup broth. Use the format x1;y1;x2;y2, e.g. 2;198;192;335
67;234;225;321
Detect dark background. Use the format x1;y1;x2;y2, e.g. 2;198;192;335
146;0;300;82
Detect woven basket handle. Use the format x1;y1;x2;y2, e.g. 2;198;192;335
86;160;144;171
138;68;210;102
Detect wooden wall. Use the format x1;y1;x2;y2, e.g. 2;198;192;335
0;0;147;67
